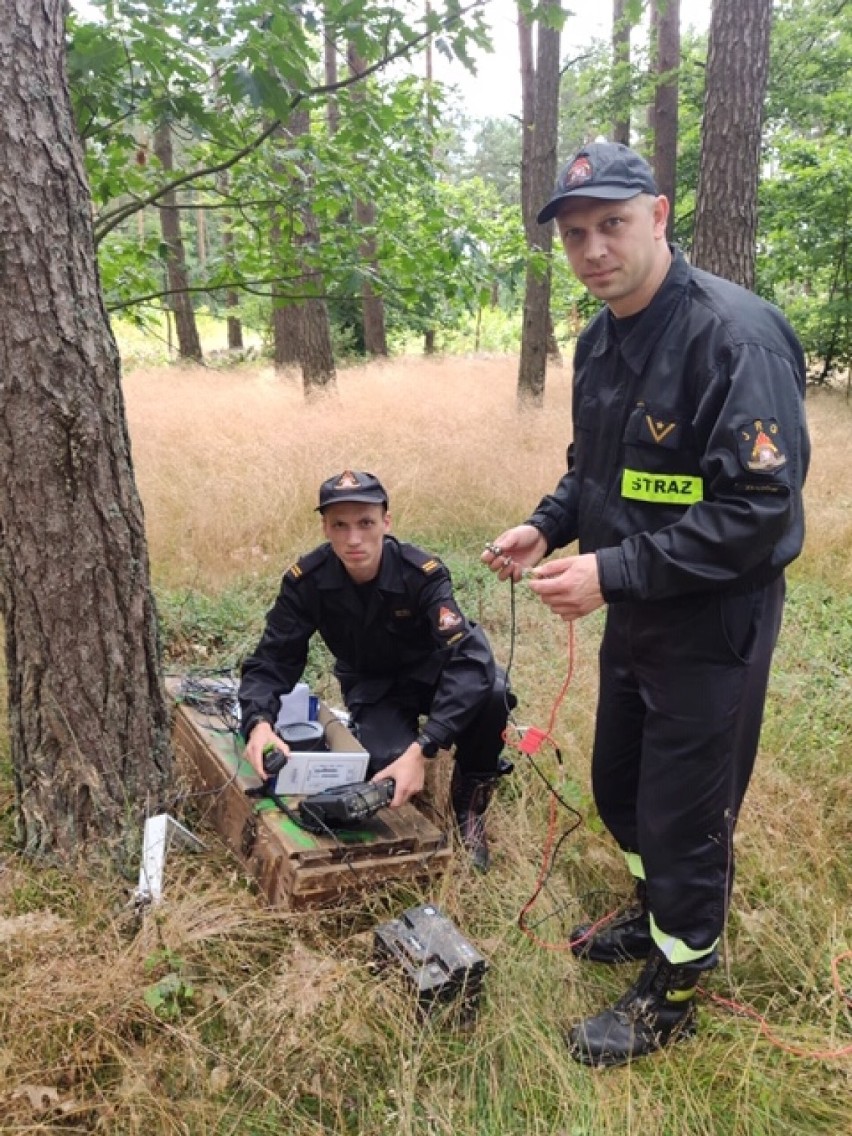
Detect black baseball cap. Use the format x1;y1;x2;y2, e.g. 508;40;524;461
537;142;659;224
316;470;388;512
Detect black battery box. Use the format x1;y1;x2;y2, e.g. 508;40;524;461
372;903;488;1008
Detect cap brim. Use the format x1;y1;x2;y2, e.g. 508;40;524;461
537;186;644;224
316;493;387;512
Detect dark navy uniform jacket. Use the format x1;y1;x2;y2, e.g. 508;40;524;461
527;248;810;602
239;536;496;751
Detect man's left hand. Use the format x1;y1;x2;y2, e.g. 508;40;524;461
527;553;605;620
372;743;426;807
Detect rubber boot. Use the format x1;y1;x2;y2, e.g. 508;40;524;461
565;945;718;1068
450;765;502;872
569;880;653;963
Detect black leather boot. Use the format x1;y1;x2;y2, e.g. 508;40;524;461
450;764;506;872
569;880;652;963
565;945;718;1068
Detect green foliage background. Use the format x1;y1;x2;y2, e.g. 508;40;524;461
66;0;851;377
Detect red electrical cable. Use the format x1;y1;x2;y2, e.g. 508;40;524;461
505;615;852;1060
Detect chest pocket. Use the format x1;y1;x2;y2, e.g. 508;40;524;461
621;404;703;505
623;404;689;451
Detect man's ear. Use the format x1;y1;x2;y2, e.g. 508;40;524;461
652;194;670;238
383;511;392;532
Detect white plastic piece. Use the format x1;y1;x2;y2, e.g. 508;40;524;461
272;751;370;796
135;814;204;905
275;683;312;729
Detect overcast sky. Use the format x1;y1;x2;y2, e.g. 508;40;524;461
436;0;713;120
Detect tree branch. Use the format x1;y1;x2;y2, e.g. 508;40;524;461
93;0;490;246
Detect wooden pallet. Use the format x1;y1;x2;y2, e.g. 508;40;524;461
169;689;451;909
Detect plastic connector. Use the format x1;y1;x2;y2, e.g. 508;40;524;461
518;727;548;755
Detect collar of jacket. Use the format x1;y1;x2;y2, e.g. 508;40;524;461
590;245;689;376
316;535;406;594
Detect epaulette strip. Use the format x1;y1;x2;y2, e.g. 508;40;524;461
400;543;445;575
285;545;328;582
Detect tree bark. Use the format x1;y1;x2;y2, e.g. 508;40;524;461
348;44;388;358
216;170;243;349
153;122;203;361
270;190;300;369
649;0;680;240
281;107;337;395
612;0;633;145
324;15;340;138
517;1;561;407
0;0;172;861
518;9;536;245
692;0;772;289
423;5;437;358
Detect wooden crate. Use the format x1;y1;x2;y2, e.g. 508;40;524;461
170;692;451;909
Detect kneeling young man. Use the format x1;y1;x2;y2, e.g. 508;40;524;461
239;470;513;870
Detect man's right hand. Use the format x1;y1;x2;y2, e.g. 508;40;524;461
245;720;290;779
372;743;427;808
481;524;547;581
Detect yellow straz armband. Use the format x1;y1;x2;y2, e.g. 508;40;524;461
621;469;704;505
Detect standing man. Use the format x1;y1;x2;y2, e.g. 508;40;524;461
240;470;513;871
484;142;809;1066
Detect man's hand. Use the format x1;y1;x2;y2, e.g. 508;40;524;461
481;524;547;582
372;742;427;807
527;553;605;620
245;721;290;779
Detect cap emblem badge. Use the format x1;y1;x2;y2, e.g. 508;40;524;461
334;470;360;489
564;156;592;188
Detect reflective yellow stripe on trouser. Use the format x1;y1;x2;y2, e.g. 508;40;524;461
621;469;704;505
623;853;717;969
623;851;645;880
650;914;718;967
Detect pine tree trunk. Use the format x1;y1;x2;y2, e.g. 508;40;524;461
649;0;680;239
216;170;243;350
349;45;388;357
692;0;772;289
153;122;203;361
0;0;172;861
268;121;302;372
272;301;301;369
283;107;337;395
300;297;337;396
612;0;633;145
517;1;561;407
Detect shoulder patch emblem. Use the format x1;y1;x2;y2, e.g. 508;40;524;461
738;419;787;473
437;605;463;632
420;558;440;574
286;563;303;580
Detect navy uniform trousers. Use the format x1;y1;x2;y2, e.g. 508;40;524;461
348;666;513;779
591;576;786;952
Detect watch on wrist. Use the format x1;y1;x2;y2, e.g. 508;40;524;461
417;732;440;759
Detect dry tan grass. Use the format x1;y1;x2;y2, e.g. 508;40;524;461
124;359;852;597
797;386;852;588
124;356;574;589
